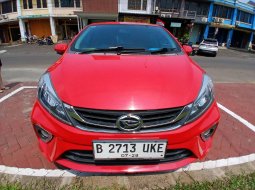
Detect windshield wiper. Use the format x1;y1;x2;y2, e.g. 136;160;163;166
148;48;177;54
78;46;146;55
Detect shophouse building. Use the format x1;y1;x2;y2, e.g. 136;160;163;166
118;0;255;49
1;0;254;49
0;0;82;43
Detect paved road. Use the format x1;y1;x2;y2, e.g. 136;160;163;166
0;44;58;82
1;44;255;83
193;50;255;83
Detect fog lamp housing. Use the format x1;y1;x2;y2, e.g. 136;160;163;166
201;124;218;141
34;125;53;143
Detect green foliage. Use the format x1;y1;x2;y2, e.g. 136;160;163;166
0;172;254;190
179;33;190;44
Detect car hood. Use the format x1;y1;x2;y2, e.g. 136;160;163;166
49;53;204;110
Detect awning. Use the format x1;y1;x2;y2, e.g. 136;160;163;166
19;15;50;19
75;12;118;20
210;23;234;29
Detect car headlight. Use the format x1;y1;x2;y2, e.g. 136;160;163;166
38;73;71;125
185;74;214;123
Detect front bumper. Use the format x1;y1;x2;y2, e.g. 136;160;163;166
31;100;220;173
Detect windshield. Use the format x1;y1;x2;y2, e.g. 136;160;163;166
70;24;181;54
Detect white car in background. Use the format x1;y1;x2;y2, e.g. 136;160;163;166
198;38;219;57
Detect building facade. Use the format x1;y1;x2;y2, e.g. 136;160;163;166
118;0;255;49
76;0;118;30
0;0;82;43
203;0;255;49
0;0;19;43
1;0;255;49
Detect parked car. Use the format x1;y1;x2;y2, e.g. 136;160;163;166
198;38;219;57
31;22;220;173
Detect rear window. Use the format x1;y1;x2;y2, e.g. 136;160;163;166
203;39;218;44
70;24;181;53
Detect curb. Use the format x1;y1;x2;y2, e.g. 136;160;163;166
0;154;255;177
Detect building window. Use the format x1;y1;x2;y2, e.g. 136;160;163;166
212;5;233;19
156;0;181;11
42;0;47;8
54;0;59;7
185;1;209;16
54;0;80;8
2;1;12;14
128;0;147;10
237;11;252;24
37;0;47;8
37;0;41;8
13;0;17;12
23;0;33;9
61;0;74;7
75;0;80;8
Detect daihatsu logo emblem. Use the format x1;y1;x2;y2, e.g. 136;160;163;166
116;114;143;132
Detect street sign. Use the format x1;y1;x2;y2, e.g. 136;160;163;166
170;22;182;27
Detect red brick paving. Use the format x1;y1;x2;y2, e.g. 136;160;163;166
205;110;255;160
0;83;254;169
215;83;255;125
0;87;56;169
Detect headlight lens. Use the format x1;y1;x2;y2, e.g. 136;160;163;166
38;73;71;125
186;74;214;123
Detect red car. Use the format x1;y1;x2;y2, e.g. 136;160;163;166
31;22;220;173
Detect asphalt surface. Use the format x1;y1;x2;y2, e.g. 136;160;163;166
0;44;255;83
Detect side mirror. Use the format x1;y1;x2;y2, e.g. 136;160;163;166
54;43;68;55
182;45;193;55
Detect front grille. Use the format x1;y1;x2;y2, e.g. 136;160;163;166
68;106;189;133
61;149;193;165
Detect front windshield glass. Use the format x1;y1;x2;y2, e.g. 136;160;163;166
70;24;181;54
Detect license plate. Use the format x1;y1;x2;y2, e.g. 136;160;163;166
93;140;167;160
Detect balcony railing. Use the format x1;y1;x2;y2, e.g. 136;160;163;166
0;12;18;23
158;9;197;19
195;15;208;23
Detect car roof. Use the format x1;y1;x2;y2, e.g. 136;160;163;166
88;22;161;27
204;38;218;42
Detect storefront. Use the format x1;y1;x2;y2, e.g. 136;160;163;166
0;22;20;44
159;17;193;42
28;19;51;38
76;12;118;32
189;24;206;44
231;29;251;49
118;14;153;24
55;18;78;40
207;27;229;46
